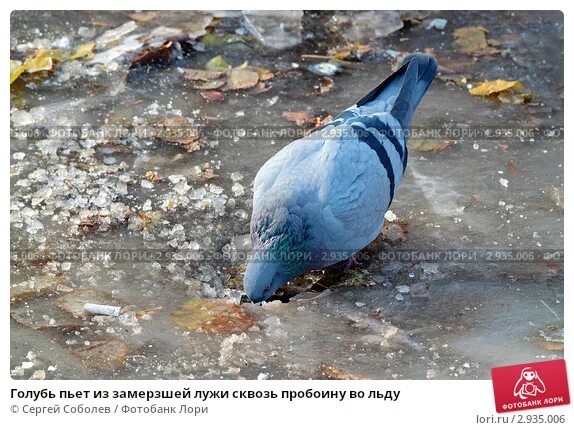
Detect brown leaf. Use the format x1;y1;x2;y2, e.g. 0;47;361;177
145;170;161;182
506;161;519;175
184;68;225;81
282;111;312;126
313;114;333;128
73;338;129;370
200;91;224;102
78;215;103;233
128;11;159;22
156;117;201;147
171;299;257;334
191;79;226;90
252;82;272;94
328;43;373;61
320;363;369;380
252;66;274;81
11;274;66;302
225;68;259;90
380;219;409;245
131;41;174;69
497;91;532;104
319;77;334;94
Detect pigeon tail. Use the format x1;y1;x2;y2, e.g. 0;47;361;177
356;53;437;128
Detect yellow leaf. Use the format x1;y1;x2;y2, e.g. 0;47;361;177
171;299;257;334
453;26;499;56
10;60;26;84
469;80;524;96
67;42;95;61
409;139;454;152
26;53;53;73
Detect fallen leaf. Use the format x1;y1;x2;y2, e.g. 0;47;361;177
145;170;161;182
25;50;56;73
319;77;334;94
73;338;129;370
320;363;369;380
534;322;563;351
282;111;312;126
135;306;163;320
409;139;454;152
205;55;230;71
453;26;499;56
128;11;159;22
380;219;409;245
11;307;83;330
156;117;201;148
252;66;274;81
506;161;519;175
130;41;175;69
11;274;66;302
67;42;95;61
191;79;226;90
469;80;531;104
225;68;259;90
328;42;372;61
10;60;26;84
171;299;257;334
251;82;272;94
497;91;532;104
78;215;103;233
469;80;524;96
184;68;225;81
199;162;218;179
200;90;224;101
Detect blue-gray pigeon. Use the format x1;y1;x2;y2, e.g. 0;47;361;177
244;53;437;303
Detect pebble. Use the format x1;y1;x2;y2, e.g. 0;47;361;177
31;370;46;380
355;302;367;307
307;62;340;77
395;293;405;301
232;183;245;197
21;361;34;369
396;285;410;294
426;18;447;30
230;172;244;182
141;179;154;189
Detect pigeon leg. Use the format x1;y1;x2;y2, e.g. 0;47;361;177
344;255;363;271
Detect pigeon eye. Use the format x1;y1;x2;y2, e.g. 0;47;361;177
263;285;270;292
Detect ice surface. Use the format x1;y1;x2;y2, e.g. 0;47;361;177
10;11;564;380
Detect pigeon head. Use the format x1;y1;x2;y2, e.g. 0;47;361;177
244;208;308;303
243;256;291;304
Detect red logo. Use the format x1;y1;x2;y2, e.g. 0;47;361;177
491;359;570;413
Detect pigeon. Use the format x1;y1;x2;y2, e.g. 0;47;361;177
244;53;437;303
